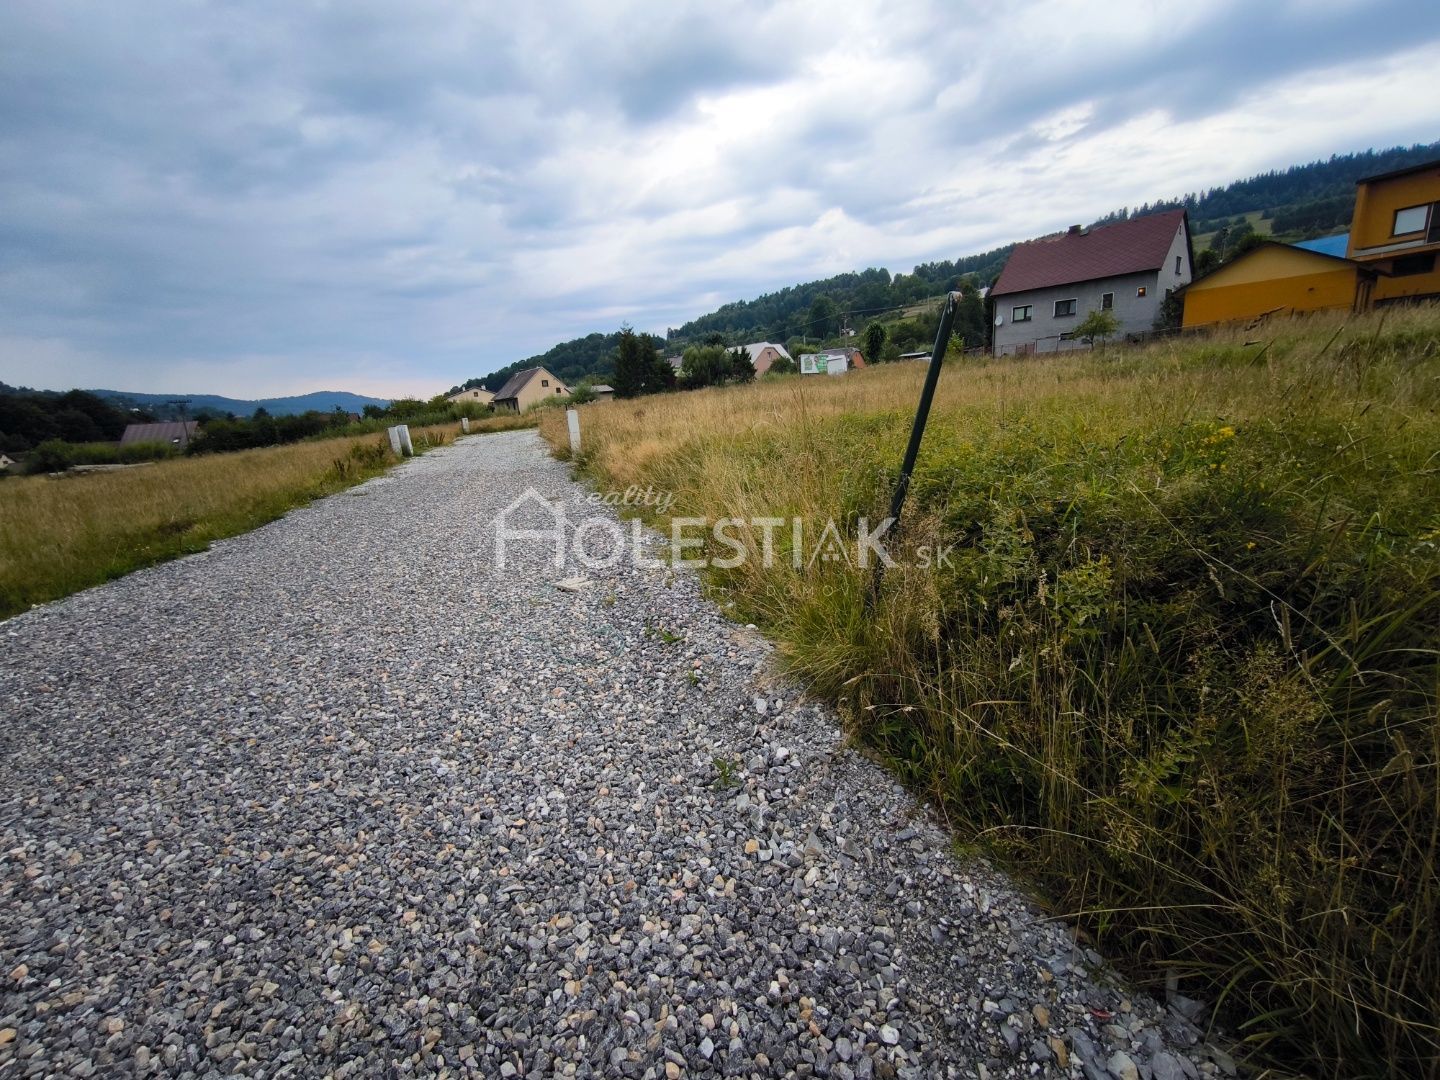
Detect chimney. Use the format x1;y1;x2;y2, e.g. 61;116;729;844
1067;224;1082;235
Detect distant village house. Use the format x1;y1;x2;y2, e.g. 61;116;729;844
743;342;792;376
120;421;199;449
1180;157;1440;329
447;387;495;406
990;209;1193;356
491;366;570;412
1346;158;1440;306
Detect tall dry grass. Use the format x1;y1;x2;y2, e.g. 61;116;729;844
542;308;1440;1077
0;423;458;619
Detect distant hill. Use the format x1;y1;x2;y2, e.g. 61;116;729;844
89;389;390;419
459;139;1440;391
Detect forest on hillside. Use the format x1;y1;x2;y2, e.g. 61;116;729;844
456;140;1440;394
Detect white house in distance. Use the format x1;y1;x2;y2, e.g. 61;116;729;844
447;387;494;406
990;209;1193;356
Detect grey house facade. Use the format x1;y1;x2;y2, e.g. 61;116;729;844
990;210;1192;356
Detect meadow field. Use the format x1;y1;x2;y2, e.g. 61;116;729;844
542;307;1440;1077
0;423;459;619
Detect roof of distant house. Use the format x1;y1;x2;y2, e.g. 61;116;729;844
665;355;683;371
591;384;615;393
492;366;561;401
744;342;791;362
120;421;199;446
1294;233;1351;258
990;209;1188;297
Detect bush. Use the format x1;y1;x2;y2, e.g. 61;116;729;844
23;439;177;474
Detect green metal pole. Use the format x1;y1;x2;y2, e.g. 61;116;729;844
868;292;959;606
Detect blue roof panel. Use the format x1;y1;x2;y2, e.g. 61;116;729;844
1294;233;1350;258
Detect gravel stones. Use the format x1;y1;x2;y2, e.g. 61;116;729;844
0;431;1226;1077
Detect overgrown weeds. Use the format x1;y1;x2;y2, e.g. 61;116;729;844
540;307;1440;1078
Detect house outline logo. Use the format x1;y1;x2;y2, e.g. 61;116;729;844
493;487;568;569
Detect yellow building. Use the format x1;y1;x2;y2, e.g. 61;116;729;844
1180;242;1369;329
1347;159;1440;305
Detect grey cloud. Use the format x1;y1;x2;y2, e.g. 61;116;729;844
1;0;1437;397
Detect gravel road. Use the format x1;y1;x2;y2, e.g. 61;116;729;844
1;430;1230;1079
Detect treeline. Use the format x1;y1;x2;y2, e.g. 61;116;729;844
0;386;141;453
1265;193;1356;235
187;409;360;454
188;396;493;455
0;385;495;473
1091;141;1439;232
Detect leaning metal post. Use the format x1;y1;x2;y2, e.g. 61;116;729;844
867;291;959;609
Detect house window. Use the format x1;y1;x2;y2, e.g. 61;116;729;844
556;387;562;393
1175;256;1183;275
1136;286;1148;298
1392;252;1436;276
1012;305;1032;322
1393;205;1429;235
1101;292;1114;310
541;379;550;387
1053;298;1077;317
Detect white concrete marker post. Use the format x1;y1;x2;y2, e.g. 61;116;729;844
387;426;404;456
461;417;470;434
566;408;581;456
397;424;414;456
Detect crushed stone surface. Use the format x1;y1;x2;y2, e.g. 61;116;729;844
0;431;1229;1078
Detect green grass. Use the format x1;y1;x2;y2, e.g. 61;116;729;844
1192;209;1275;252
541;306;1440;1077
0;423;459;620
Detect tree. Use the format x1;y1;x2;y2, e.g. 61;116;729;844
611;328;673;397
766;355;797;376
863;321;887;365
806;295;839;338
1195;248;1220;276
568;382;598;405
955;283;987;349
1074;309;1120;347
680;345;731;389
612;326;648;398
636;333;675;394
727;346;755;383
1231;230;1266;259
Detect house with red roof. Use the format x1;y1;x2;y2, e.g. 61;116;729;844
989;209;1193;355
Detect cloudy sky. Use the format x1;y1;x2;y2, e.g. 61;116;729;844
2;0;1438;399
